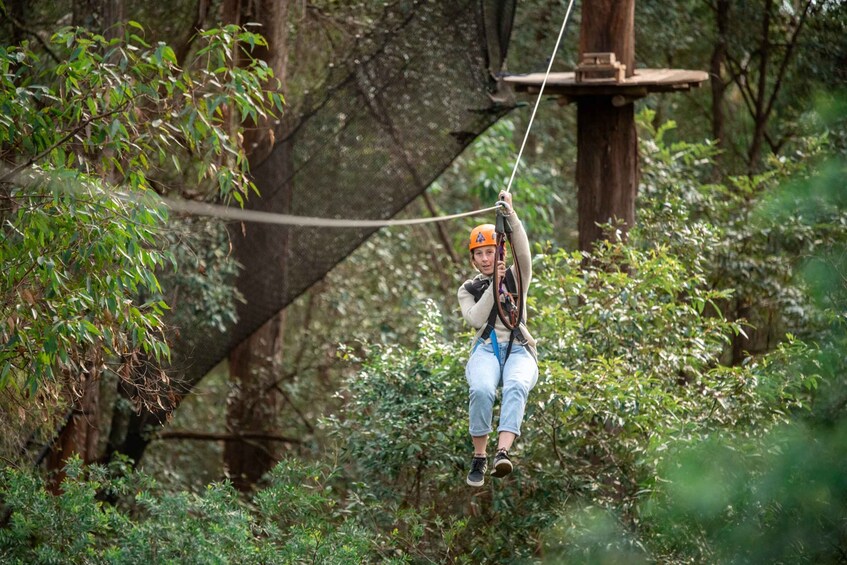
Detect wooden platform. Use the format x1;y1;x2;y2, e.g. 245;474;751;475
504;68;708;100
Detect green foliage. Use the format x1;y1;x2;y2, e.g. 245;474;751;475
319;228;797;561
1;23;281;198
754;92;847;423
637;108;847;356
0;174;169;395
2;111;842;562
306;112;836;563
0;23;282;401
327;305;469;497
546;421;847;565
0;456;378;564
542;94;847;563
432;118;567;245
159;218;244;340
254;460;378;564
531;240;782;488
641;423;847;564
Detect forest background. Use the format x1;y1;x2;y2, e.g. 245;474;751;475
1;0;846;563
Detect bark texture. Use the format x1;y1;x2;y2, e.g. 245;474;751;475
575;0;638;251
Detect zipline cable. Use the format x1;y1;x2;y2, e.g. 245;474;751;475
158;196;500;228
503;0;576;195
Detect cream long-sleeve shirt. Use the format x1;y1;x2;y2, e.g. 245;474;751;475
457;211;537;359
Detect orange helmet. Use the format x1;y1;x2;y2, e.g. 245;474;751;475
468;224;496;251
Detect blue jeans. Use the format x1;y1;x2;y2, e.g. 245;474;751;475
465;338;538;437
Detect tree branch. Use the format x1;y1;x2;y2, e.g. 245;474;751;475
725;55;759;121
7;15;61;63
156;430;302;443
0;102;131;184
763;0;813;124
273;383;315;434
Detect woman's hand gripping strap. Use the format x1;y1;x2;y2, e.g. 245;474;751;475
493;207;523;331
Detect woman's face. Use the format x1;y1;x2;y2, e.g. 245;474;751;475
471;245;497;275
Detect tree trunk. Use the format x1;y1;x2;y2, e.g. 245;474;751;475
219;0;292;493
575;0;638;252
731;299;752;365
102;0;125;40
222;0;289;162
46;368;100;492
748;0;773;173
576;99;638;251
224;312;285;491
578;0;635;79
710;0;729;174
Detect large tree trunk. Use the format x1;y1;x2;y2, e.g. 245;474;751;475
220;0;292;491
576;100;638;251
575;0;638;252
224;313;285;491
578;0;635;76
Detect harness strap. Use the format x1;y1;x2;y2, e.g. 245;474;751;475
463;270;525;361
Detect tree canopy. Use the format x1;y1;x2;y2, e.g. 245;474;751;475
1;0;847;563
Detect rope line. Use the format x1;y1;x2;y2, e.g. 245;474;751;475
503;0;576;195
160;196;501;228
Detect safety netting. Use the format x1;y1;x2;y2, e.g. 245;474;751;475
170;0;517;392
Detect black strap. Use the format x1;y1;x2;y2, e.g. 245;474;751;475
463;269;516;302
463;270;524;347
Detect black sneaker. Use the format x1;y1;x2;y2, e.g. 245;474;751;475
466;455;487;487
491;449;513;478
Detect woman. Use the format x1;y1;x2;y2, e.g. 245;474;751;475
458;191;538;487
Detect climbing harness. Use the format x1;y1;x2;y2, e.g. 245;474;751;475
463;257;525;364
493;206;525;364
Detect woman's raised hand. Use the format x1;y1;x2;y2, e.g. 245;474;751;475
496;191;514;215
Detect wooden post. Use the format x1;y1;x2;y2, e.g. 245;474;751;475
576;0;638;252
